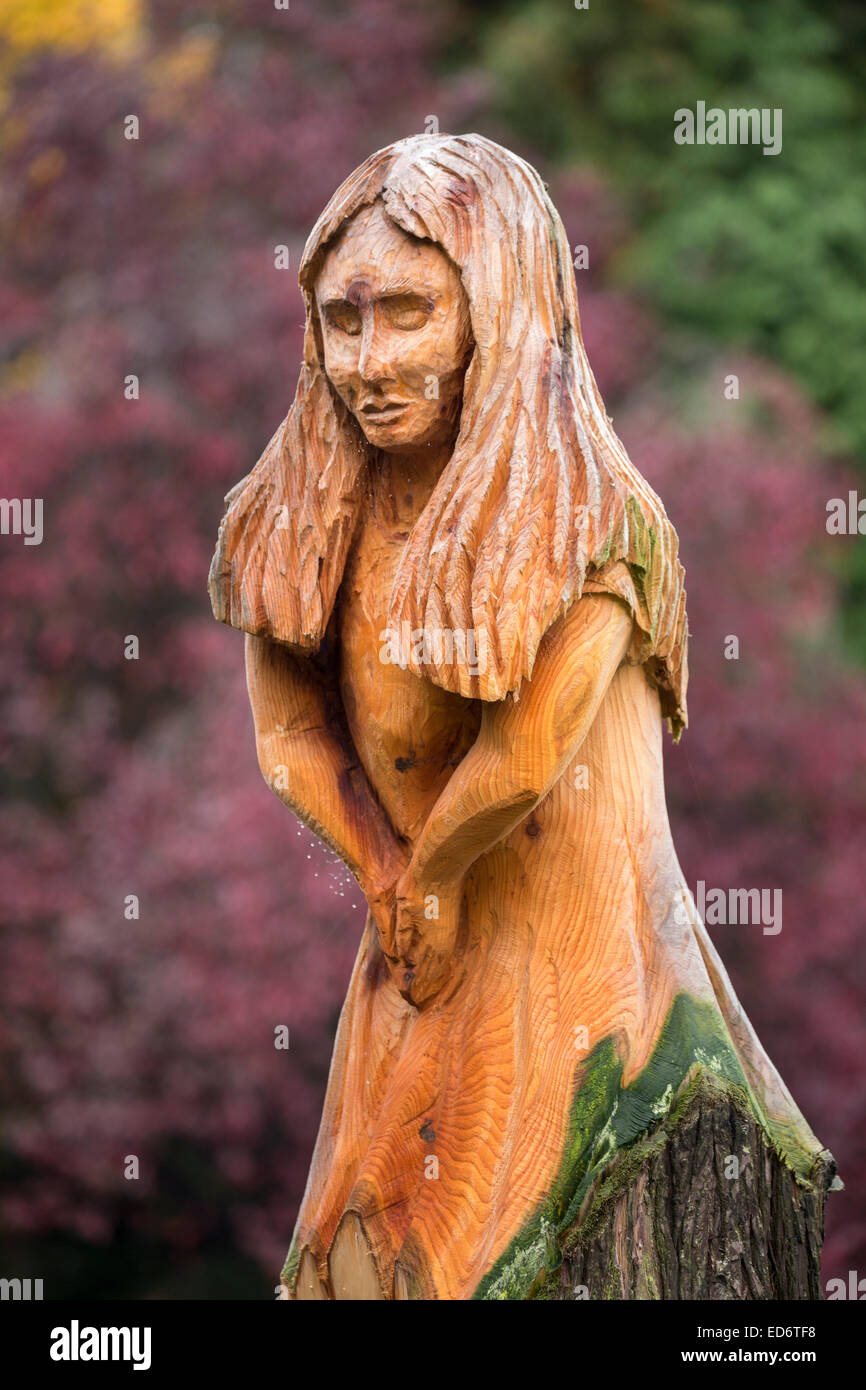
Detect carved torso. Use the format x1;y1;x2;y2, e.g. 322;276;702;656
337;493;481;844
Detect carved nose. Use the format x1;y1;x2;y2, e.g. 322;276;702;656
358;327;394;382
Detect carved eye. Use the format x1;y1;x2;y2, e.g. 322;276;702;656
381;295;432;331
390;308;428;331
323;302;362;336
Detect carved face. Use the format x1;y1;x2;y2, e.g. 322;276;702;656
315;202;473;454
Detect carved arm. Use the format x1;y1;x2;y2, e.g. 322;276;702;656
245;633;409;951
395;594;634;1002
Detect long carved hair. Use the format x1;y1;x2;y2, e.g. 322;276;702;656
209;134;688;735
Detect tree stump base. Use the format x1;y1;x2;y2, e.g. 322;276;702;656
538;1068;837;1301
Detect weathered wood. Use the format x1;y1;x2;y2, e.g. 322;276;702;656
545;1069;835;1301
210;133;834;1299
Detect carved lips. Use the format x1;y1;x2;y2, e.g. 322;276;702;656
361;401;408;420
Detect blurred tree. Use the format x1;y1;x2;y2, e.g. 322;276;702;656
0;0;143;103
466;0;866;655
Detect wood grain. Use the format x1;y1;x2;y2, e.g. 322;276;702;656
210;133;831;1300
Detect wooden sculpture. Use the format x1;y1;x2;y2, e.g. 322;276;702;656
209;134;834;1300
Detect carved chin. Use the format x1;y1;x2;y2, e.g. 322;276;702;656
360;410;459;455
358;414;424;449
360;416;411;442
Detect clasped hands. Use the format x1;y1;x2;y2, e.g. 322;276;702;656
367;860;464;1008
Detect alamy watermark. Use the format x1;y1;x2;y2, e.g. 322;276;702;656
826;1270;866;1299
675;880;782;935
379;622;487;677
1;1277;43;1299
0;498;42;545
50;1321;151;1371
674;102;782;157
826;491;866;535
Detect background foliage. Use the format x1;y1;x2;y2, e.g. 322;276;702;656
460;0;866;655
1;0;864;1297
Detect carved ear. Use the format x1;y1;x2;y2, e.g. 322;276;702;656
207;418;314;648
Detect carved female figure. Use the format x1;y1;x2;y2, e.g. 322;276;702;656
209;134;829;1300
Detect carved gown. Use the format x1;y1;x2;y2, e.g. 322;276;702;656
279;507;826;1302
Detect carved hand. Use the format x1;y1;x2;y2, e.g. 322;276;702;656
365;875;402;961
393;870;464;1007
354;826;409;959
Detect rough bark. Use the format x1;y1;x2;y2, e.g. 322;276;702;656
542;1069;837;1301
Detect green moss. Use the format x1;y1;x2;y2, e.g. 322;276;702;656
472;991;820;1300
280;1233;301;1287
625;495;651;574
